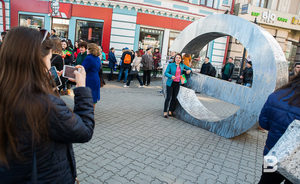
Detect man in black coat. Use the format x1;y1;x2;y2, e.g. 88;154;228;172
222;57;235;81
200;57;215;76
240;61;253;87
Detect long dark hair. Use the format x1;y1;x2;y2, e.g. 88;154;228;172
0;27;54;165
278;73;300;107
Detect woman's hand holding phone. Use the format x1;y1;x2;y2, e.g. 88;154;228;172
69;65;86;87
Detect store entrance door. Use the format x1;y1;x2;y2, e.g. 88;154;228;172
52;18;69;39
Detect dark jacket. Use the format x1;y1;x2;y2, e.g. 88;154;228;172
153;52;161;68
51;54;64;71
76;51;87;65
259;89;300;155
221;62;234;79
120;51;134;68
241;67;253;84
0;87;95;183
200;62;213;76
108;51;117;69
141;53;154;71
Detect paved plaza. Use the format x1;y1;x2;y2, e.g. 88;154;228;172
63;79;268;184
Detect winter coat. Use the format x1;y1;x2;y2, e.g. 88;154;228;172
82;54;101;103
108;51;117;69
0;87;95;184
221;62;234;79
165;62;192;87
141;53;154;71
120;51;134;69
76;51;87;66
259;89;300;155
51;54;64;71
200;62;213;76
241;67;253;84
132;56;142;72
153;52;161;69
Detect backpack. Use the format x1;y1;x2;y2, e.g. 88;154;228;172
209;64;216;77
123;53;132;64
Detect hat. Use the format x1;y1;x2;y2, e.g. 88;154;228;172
247;61;252;66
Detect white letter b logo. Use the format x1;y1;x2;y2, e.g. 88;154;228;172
263;156;278;173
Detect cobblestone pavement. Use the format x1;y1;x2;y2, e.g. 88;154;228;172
65;79;268;184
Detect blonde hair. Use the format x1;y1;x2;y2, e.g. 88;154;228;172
87;43;100;57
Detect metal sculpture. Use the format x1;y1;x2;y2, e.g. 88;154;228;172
169;14;288;138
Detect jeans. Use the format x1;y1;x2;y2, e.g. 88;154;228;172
163;82;180;112
108;68;114;80
126;72;143;86
244;83;252;87
118;66;129;83
222;74;230;81
143;70;152;85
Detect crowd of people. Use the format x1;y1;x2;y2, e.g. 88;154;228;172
0;26;299;184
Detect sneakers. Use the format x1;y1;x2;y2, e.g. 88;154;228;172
124;85;129;88
139;85;144;88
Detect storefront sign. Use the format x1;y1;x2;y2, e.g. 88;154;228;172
277;17;288;23
251;12;260;16
291;17;300;25
262;10;276;23
49;0;72;19
241;4;249;14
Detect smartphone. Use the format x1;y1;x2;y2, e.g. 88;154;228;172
63;65;79;80
49;66;62;87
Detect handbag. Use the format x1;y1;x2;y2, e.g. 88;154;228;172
266;119;300;183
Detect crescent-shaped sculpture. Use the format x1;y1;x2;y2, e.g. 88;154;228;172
168;14;288;138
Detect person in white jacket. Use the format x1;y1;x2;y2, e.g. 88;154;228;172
124;51;144;87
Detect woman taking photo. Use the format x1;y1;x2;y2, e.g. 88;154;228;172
164;53;192;118
0;27;95;183
82;43;101;109
258;73;300;184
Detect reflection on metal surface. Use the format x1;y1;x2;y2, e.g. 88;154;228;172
167;14;288;138
266;120;300;183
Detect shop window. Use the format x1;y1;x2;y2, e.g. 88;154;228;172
139;27;164;52
75;20;103;46
19;14;44;29
200;0;215;7
255;0;268;8
52;18;69;39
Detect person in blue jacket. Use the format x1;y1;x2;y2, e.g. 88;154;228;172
82;43;101;109
108;47;117;81
258;73;300;184
163;53;192;118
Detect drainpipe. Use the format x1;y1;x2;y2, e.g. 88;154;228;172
223;0;235;64
0;0;6;32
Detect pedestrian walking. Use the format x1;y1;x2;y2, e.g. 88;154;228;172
108;47;117;81
221;57;235;81
82;43;101;109
0;26;94;184
125;51;143;88
153;48;161;78
258;72;300;184
163;53;192;118
141;47;154;86
118;47;133;83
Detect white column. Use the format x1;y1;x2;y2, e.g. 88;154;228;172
161;28;170;64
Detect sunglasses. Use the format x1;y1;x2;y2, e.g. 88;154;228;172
40;29;50;43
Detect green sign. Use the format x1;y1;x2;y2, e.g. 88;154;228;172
277;17;288;22
251;12;260;16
